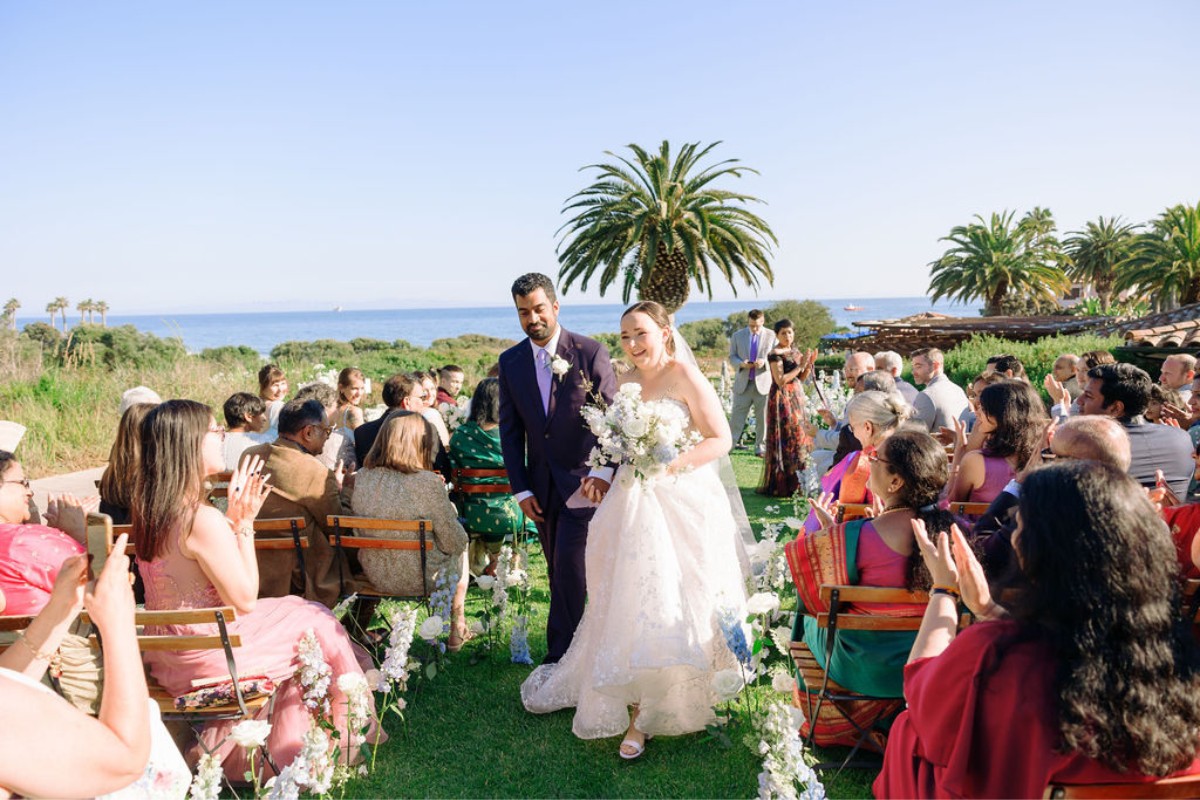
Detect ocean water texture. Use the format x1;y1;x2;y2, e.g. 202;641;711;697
17;297;975;354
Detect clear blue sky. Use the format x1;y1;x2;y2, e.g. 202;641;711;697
1;1;1197;314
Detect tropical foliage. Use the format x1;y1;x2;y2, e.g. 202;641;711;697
1063;216;1139;312
1115;201;1200;308
2;298;18;330
928;209;1069;316
557;140;777;313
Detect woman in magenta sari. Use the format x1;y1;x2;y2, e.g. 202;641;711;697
877;463;1200;798
946;379;1046;505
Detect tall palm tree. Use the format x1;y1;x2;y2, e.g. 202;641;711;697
54;296;69;331
76;299;90;326
95;300;109;327
928;209;1069;316
45;301;58;330
1115;202;1200;309
556;140;777;313
2;298;18;330
1063;216;1139;312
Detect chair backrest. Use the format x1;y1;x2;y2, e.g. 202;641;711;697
837;503;871;523
450;467;512;495
206;471;235;500
814;584;929;631
326;515;434;599
106;518;308;555
836;502;991;523
946;501;991;517
1044;773;1200;799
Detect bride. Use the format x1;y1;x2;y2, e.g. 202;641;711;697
521;300;749;759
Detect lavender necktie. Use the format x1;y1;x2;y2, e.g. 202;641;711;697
748;332;759;381
536;348;552;414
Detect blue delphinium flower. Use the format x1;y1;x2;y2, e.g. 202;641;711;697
717;605;752;667
509;615;533;665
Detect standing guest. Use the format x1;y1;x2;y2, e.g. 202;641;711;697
878;463;1200;798
244;398;348;607
498;273;616;665
134;400;379;781
910;347;970;434
1075;349;1116;390
99;402;157;525
875;351;918;404
257;363;290;432
334;367;367;432
221;392;270;471
1161;353;1197;404
295;382;357;473
351;414;472;649
759;319;815;497
947;380;1047;505
419;371;453;448
436;365;465;406
449;378;538;576
728;309;777;455
1078;362;1194;497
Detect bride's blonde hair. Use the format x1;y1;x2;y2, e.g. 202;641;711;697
621;301;676;355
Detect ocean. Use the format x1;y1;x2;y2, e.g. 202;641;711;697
18;297;976;355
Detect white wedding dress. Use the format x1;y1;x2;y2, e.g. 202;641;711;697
521;398;749;739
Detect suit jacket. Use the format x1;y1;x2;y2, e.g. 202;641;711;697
497;327;616;506
729;327;776;395
913;374;970;433
1124;417;1194;498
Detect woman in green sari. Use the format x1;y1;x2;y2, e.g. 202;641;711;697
449;378;537;575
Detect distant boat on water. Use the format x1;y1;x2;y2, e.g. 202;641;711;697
333;306;344;312
843;304;865;311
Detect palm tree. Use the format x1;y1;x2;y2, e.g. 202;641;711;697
556;140;778;314
1115;202;1200;309
1063;216;1139;312
95;300;109;327
54;296;69;331
2;298;18;330
928;209;1069;316
76;299;90;326
45;301;58;330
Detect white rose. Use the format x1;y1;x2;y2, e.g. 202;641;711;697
476;575;496;590
619;382;642;397
771;670;795;694
711;669;745;702
783;516;804;531
746;592;782;617
418;615;444;640
505;569;527;587
229;719;272;749
625;416;649;438
336;672;368;694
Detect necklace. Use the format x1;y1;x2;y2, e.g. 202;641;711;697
875;504;914;517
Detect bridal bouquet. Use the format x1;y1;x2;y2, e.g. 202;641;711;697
583;383;702;483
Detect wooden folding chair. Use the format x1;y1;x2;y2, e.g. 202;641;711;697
836;503;871;523
1044;773;1200;799
791;584;928;772
0;615;69;696
450;467;526;573
326;515;435;601
946;501;991;518
105;517;308;577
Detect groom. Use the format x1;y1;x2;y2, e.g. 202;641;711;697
498;273;617;663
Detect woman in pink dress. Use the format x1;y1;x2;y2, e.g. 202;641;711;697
947;380;1047;505
132;400;380;780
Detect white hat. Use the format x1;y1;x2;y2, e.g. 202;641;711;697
119;386;163;414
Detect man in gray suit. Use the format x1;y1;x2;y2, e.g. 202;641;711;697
911;347;970;433
728;309;776;455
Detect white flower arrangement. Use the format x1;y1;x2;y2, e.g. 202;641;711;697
437;396;469;432
336;672;372;734
583;382;702;483
550;353;570;377
418;615;445;641
746;592;783;618
379;606;418;689
296;629;332;720
289;724;334;795
754;700;826;800
712;668;746;702
230;719;272;749
188;753;223;800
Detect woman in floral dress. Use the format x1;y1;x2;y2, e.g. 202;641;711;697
759;319;815;497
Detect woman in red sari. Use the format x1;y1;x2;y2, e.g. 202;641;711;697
876;462;1200;798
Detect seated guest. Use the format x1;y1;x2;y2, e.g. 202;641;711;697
1052;352;1081;398
1079;362;1194;497
959;371;1006;433
1161;353;1196;404
449;378;537;576
295;382;358;472
947;380;1046;505
787;430;950;749
988;353;1027;381
257;363;289;433
436;364;465;407
878;463;1200;797
244;399;348;608
808;351;875;475
1051;349;1119;418
134;400;379;780
221;392;270;471
351;413;471;649
803;390;910;533
830;370;898;467
0;532;168;798
910;347;970;434
356;373;429;464
419;371;452;448
1147;384;1184;424
99;401;157;525
335;367;367;432
874;351;918;405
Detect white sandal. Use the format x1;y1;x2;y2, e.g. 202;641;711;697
619;732;651;760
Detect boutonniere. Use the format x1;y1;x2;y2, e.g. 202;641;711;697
550;354;571;378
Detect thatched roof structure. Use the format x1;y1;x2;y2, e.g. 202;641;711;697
824;312;1114;356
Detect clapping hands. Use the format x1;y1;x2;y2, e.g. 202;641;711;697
911;519;1002;620
226;454;272;529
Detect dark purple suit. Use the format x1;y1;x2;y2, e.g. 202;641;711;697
498;327;616;662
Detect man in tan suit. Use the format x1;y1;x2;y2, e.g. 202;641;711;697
245;398;348;608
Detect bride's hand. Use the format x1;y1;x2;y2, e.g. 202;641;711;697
580;477;610;503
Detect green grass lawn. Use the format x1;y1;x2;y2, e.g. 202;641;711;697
340;451;879;799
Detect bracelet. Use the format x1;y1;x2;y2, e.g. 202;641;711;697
16;633;56;662
931;585;961;599
226;517;254;537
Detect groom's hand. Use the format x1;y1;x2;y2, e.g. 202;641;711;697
581;477;610;504
518;496;545;522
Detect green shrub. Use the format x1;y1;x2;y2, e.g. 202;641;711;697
271;339;355;363
349;337;392;352
677;318;728;357
199;345;261;370
591;332;622;360
943;332;1124;402
20;322;60;352
60;324;186;370
720;299;837;348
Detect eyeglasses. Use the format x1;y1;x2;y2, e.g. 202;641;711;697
309;423;335;435
866;451;890;467
208;425;227;440
1;477;31;489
